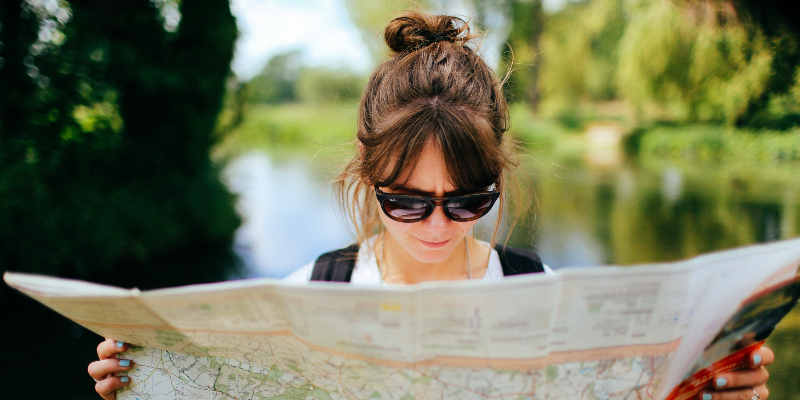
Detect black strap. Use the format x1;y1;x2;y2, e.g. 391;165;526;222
310;243;544;282
493;244;545;275
310;243;360;282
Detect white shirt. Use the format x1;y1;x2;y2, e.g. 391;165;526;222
284;239;553;285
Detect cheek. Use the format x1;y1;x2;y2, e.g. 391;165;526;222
450;220;478;239
378;210;412;236
460;220;478;233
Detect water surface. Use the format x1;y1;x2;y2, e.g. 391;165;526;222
224;151;800;275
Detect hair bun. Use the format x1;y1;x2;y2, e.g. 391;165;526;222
384;11;476;54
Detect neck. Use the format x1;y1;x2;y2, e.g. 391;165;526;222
380;233;471;284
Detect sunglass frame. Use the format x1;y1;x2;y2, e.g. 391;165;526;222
374;186;500;223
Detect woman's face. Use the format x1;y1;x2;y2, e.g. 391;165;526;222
378;141;480;264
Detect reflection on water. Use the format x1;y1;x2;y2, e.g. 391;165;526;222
523;162;799;268
223;153;351;278
224;151;800;277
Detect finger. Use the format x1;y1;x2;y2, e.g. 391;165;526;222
698;383;768;400
97;338;128;360
710;368;769;390
88;358;134;381
750;347;774;368
95;375;132;400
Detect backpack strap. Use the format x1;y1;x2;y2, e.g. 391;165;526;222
310;243;360;282
310;242;544;282
494;244;545;276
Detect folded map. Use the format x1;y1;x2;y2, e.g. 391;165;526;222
5;237;800;400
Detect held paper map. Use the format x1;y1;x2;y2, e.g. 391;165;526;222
5;238;800;400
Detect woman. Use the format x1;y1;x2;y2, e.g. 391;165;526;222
89;11;773;400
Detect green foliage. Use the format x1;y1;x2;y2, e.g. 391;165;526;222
530;0;800;129
689;21;772;124
617;1;774;125
616;2;696;121
767;319;800;400
245;50;302;104
499;0;543;106
746;65;800;129
0;0;240;285
222;52;365;141
296;67;366;104
538;0;625;123
639;125;800;164
214;102;359;159
507;103;586;163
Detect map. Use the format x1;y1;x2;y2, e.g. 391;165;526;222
5;237;800;400
118;337;669;400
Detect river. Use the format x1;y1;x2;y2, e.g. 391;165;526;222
223;150;800;277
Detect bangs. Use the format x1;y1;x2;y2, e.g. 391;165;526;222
435;104;505;191
362;97;506;192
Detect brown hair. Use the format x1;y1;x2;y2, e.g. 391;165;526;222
336;11;526;248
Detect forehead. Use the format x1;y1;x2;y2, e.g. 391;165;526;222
387;141;457;195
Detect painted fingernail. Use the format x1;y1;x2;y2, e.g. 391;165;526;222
116;341;124;348
702;393;712;400
121;376;129;383
119;359;130;367
753;354;762;365
716;377;727;388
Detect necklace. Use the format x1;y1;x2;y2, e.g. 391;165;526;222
378;235;471;284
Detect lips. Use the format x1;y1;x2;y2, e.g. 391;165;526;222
418;238;450;248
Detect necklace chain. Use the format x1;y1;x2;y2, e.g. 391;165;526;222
378;234;472;284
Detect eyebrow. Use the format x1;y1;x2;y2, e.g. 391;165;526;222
385;184;462;196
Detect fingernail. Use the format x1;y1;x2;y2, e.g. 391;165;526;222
119;359;130;367
716;377;727;388
121;376;129;383
753;354;762;365
116;341;124;348
702;394;712;400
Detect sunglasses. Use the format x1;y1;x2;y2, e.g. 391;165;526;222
375;184;500;223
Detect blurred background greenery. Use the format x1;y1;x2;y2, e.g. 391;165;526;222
2;0;799;398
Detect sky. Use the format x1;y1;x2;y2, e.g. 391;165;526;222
228;0;569;81
229;0;372;80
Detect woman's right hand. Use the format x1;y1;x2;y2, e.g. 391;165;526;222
87;338;133;400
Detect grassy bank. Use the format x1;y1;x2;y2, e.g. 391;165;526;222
766;309;800;400
214;102;359;160
216;103;800;170
214;102;588;162
636;125;800;164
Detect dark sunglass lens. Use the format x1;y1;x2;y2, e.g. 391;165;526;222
446;194;495;220
383;197;430;220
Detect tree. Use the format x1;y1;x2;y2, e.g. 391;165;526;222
0;0;240;287
1;2;242;397
730;0;800;127
499;0;543;108
246;49;303;104
537;0;625;123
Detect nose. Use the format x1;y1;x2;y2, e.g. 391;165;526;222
422;205;450;232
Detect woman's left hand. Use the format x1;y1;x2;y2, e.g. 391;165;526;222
697;346;773;400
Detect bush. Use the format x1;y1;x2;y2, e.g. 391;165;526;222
639;125;800;164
